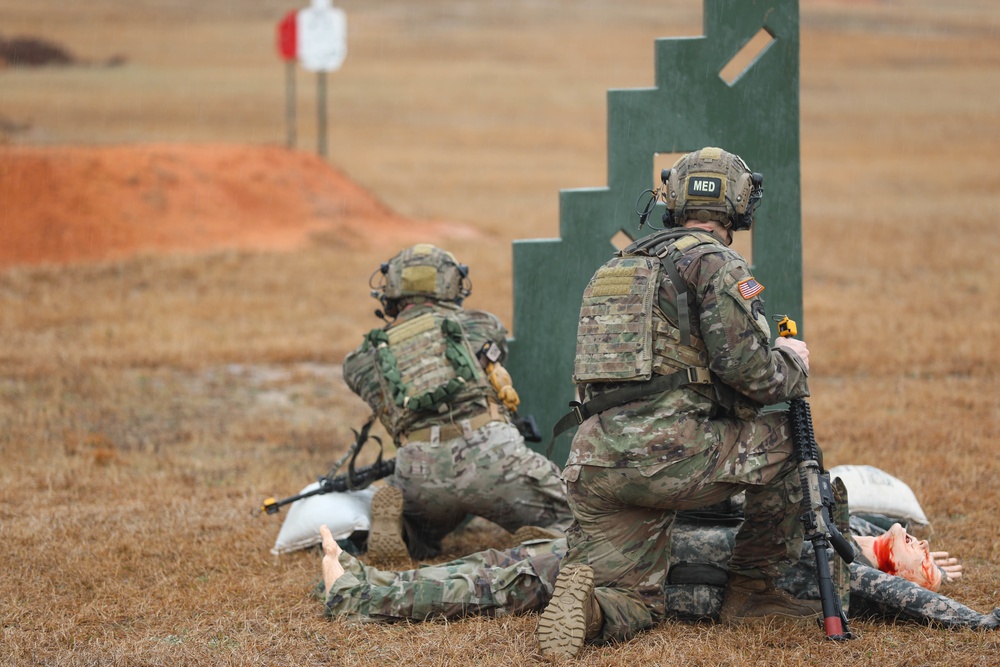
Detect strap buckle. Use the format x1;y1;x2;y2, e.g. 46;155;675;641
686;367;712;384
569;400;591;425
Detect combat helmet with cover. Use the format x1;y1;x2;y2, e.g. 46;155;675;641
370;243;471;318
661;147;763;231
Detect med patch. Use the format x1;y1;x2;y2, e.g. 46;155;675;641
687;176;723;201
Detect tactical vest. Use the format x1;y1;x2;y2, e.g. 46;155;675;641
361;311;491;438
552;228;774;446
573;229;718;387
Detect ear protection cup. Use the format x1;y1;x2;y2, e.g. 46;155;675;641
660;167;684;228
730;171;764;231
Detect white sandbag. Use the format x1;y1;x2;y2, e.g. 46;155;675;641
830;464;930;531
270;483;377;555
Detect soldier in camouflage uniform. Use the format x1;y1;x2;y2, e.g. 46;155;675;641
318;516;998;630
342;244;572;560
536;147;820;658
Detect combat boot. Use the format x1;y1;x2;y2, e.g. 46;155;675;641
719;573;823;626
366;485;410;561
535;564;603;659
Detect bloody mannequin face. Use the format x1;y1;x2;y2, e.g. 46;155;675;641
871;523;942;592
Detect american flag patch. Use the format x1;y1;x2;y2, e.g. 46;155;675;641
737;278;764;299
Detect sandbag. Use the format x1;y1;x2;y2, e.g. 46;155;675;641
270;483;377;555
829;464;931;537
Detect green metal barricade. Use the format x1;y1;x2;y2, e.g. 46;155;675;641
507;0;803;465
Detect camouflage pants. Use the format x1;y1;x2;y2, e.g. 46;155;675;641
393;421;572;557
561;410;803;643
324;539;563;622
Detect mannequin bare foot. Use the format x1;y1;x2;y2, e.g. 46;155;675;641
320;524;346;595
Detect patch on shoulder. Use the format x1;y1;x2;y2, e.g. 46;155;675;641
737;277;765;300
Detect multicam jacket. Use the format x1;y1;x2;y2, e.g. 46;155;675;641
567;228;810;469
343;302;511;444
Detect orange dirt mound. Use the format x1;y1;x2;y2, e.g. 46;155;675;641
0;143;469;268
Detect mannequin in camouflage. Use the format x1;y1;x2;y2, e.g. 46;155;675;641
317;516;994;631
536;147;820;658
342;244;572;560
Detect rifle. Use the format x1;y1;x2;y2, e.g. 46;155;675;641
258;414;395;516
777;316;856;641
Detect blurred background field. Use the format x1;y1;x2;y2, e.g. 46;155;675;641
1;1;999;665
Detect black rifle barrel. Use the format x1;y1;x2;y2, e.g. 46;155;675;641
262;458;396;515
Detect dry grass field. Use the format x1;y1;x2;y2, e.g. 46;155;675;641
2;0;1000;665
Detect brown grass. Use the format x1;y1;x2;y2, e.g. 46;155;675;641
2;1;1000;665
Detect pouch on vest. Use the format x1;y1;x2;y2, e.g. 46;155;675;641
367;312;486;434
573;256;660;384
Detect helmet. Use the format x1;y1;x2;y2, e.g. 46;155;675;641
370;244;471;317
660;147;763;231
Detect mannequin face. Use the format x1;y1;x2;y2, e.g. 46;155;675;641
871;523;942;592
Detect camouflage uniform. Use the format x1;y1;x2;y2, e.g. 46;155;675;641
847;560;1000;629
324;519;1000;630
325;538;564;622
343;300;571;558
664;515;1000;630
559;225;810;642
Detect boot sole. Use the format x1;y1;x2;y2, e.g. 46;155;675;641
367;485;410;561
535;564;594;659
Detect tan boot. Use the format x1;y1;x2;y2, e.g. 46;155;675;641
535;564;603;659
366;485;410;561
719;573;822;626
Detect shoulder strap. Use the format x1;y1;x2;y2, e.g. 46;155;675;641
655;245;692;347
620;228;692;257
625;229;721;349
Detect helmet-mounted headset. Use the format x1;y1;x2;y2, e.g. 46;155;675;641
636;147;763;232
